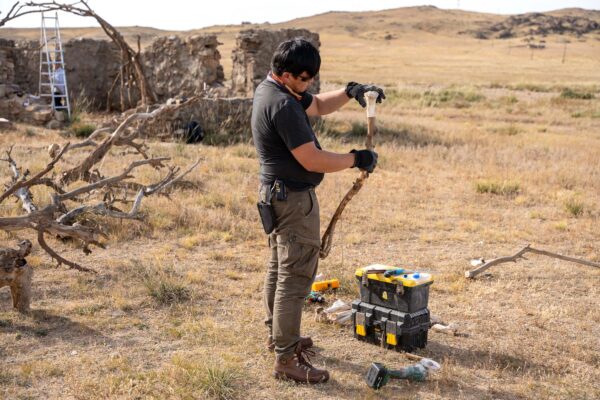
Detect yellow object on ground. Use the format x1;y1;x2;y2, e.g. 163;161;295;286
311;278;340;292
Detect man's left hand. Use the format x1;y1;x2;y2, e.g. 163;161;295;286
345;82;386;108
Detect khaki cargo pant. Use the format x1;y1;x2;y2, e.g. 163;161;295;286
259;184;320;357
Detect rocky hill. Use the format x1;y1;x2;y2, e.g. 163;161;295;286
462;12;600;39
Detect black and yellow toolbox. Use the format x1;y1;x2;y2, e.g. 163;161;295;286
352;264;433;352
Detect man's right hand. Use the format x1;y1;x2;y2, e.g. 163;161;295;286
351;149;378;173
345;82;386;108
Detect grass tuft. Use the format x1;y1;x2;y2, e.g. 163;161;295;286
564;198;584;217
560;88;594;100
476;180;521;196
171;358;239;400
490;124;522;136
422;89;485;108
201;365;238;400
145;278;190;305
69;122;96;138
135;262;191;305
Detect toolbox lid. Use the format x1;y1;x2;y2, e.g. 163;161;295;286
355;264;434;287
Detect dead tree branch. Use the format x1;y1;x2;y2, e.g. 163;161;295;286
465;244;600;278
2;1;156;108
0;1;40;27
55;157;169;202
37;229;95;273
320;91;379;259
0;143;69;205
59;107;166;185
0;107;200;273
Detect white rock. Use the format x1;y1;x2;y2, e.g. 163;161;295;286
46;119;62;130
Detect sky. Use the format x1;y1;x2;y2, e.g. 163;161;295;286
1;0;598;30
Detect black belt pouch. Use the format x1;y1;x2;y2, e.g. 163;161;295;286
257;201;277;234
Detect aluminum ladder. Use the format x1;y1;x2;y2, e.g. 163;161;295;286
39;12;71;119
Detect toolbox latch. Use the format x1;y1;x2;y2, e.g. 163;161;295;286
385;320;398;346
396;283;404;296
355;312;367;336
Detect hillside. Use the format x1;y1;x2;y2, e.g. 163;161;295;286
1;6;598;44
2;6;599;86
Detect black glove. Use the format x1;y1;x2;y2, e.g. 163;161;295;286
345;82;386;108
351;149;378;173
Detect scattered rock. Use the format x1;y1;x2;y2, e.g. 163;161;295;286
111;310;126;317
54;110;66;122
33;109;52;123
0;117;13;131
46;119;62;130
47;143;60;158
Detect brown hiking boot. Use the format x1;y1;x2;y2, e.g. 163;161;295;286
266;335;313;352
273;344;329;384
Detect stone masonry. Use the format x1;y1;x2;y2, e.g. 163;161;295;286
231;29;320;97
143;35;224;102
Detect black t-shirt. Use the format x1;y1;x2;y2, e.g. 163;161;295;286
251;77;324;190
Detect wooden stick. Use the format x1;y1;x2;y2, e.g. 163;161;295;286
465;244;600;278
319;91;379;259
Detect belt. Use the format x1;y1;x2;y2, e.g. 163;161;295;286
261;180;314;192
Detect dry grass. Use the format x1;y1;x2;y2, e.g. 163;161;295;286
2;8;600;400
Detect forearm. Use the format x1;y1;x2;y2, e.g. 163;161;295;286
291;142;376;174
311;88;350;116
304;149;355;173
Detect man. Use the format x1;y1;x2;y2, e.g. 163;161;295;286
251;38;384;384
53;66;65;108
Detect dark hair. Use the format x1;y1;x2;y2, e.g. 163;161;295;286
271;38;320;78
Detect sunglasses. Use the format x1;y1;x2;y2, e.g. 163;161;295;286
295;73;316;82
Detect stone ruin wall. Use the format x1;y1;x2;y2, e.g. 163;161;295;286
64;38;122;110
1;34;225;115
1;28;319;137
137;97;253;143
231;29;320;97
0;39;39;94
143;35;224;103
0;39;55;126
0;39;16;88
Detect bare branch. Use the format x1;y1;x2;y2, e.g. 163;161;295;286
37;229;96;273
63;128;112;152
145;158;200;196
320;93;379;259
0;2;52;28
56;157;169;202
59;107;168;185
0;143;69;204
57;159;200;225
465;244;600;278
